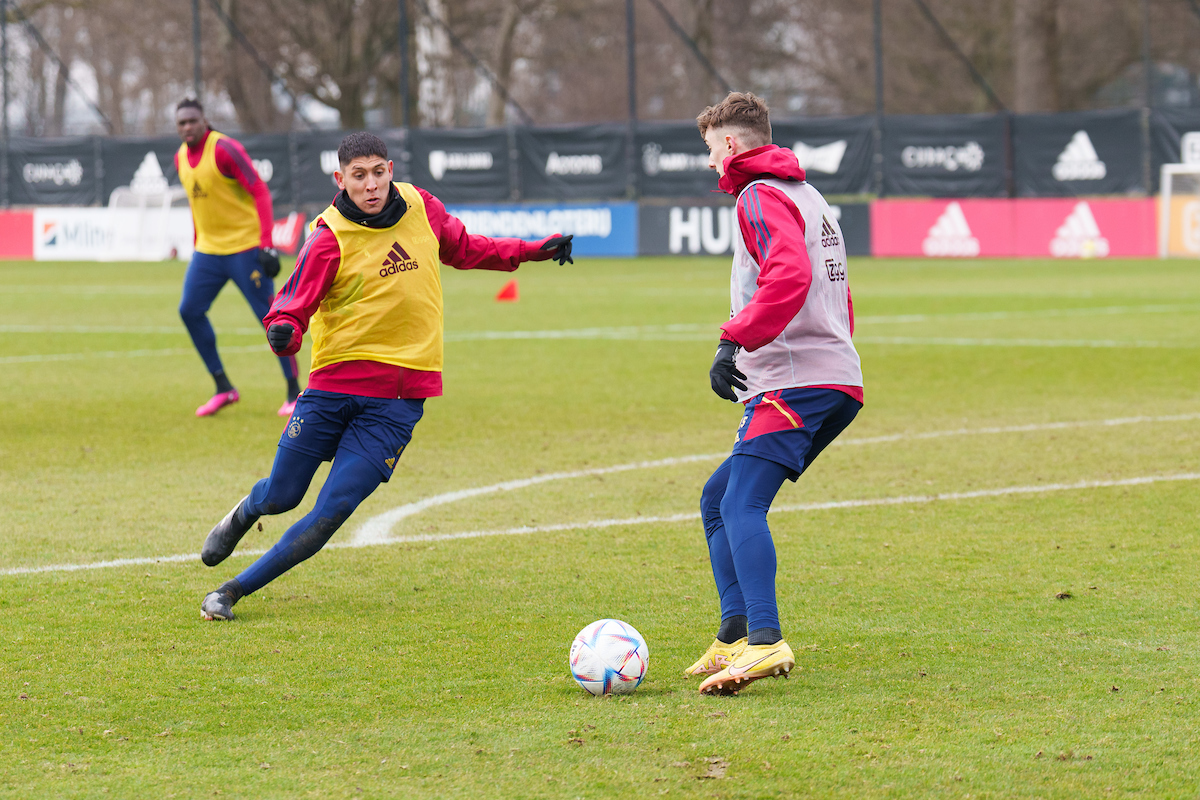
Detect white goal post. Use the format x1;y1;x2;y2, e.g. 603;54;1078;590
1158;163;1200;258
107;184;191;261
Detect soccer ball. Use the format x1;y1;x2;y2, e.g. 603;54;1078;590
569;619;649;696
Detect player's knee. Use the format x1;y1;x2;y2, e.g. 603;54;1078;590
178;299;205;325
719;492;764;533
263;484;306;515
700;476;725;529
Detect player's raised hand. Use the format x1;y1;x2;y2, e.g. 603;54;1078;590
267;323;296;355
257;247;282;278
534;234;574;265
709;340;747;402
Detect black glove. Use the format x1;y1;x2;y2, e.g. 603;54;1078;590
709;340;747;402
257;247;282;279
267;323;295;354
540;235;574;265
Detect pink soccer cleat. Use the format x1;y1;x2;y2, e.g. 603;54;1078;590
195;390;240;417
277;398;297;417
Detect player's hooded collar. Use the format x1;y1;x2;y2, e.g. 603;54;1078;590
334;183;407;229
718;144;807;196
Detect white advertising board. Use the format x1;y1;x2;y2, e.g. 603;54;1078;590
33;207;195;262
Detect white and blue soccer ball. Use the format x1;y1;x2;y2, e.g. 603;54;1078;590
569;618;649;696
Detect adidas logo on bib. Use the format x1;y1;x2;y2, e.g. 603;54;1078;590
380;242;420;276
922;201;980;257
1052;131;1107;181
820;216;840;248
1050;202;1109;258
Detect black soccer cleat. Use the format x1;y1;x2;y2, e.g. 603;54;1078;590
200;579;244;621
201;497;258;567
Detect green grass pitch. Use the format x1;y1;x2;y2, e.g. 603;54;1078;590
3;254;1200;798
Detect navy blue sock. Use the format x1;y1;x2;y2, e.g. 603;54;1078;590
720;455;791;635
717;615;748;644
212;371;234;394
749;627;783;646
236;452;383;595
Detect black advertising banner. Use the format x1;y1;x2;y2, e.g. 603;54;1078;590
408;128;511;202
7;137;98;205
100;137;182;203
293;129;407;206
636;122;717;197
1150;109;1200;191
771;115;874;195
517;124;629;200
637;200;870;256
293;130;346;206
1012;109;1144;197
238;134;293;206
882;114;1007;197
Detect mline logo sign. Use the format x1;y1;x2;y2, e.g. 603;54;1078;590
39;218;112;250
428;150;494;180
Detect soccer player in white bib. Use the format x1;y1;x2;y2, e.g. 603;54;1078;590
685;93;864;695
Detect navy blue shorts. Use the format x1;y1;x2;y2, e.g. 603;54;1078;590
277;389;425;482
731;387;862;481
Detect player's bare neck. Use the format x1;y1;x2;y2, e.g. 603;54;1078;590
187;129;211;153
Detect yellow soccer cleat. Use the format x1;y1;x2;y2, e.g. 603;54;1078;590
698;641;795;695
684;637;747;677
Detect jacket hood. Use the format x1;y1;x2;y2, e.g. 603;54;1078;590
718;144;806;195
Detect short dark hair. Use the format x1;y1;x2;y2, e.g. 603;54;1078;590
338;132;388;168
176;98;204;114
696;92;771;147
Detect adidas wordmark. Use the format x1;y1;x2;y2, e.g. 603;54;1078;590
1052;131;1107;181
922;201;980;257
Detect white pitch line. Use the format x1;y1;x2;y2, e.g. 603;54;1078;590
0;325;267;335
839;412;1200;446
349;453;724;545
1;285;180;295
351;411;1200;544
365;473;1200;545
5;471;1198;577
444;324;712;342
0;344;271;365
855;302;1200;325
855;336;1198;349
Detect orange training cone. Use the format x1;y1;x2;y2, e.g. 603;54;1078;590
495;279;519;302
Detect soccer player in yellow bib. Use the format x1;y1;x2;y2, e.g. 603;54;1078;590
175;98;302;418
197;131;573;620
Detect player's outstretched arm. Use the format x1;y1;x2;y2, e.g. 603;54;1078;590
527;235;574;265
418;187;575;270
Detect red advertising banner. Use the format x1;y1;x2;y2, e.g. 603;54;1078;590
0;211;34;259
1012;199;1156;258
872;198;1156;258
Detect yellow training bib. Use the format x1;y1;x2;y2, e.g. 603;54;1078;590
177;131;260;256
309;183;444;374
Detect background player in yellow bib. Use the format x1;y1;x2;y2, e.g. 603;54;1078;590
174;98;302;418
197;131;574;620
